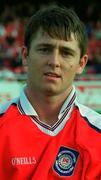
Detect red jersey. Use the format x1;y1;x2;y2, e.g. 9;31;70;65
0;87;101;180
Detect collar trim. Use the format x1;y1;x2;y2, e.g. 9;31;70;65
18;87;76;131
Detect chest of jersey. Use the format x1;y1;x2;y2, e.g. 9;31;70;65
0;105;101;180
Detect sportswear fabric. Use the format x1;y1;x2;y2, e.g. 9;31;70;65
0;86;101;180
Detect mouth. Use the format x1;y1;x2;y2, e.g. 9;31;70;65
44;72;61;78
44;72;61;81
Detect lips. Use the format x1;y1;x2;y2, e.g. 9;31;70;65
44;72;60;78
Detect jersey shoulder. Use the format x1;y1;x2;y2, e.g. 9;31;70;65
0;98;18;115
75;100;101;132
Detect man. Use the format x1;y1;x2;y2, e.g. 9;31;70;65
0;5;101;180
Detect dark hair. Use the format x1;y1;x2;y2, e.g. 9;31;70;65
24;5;88;57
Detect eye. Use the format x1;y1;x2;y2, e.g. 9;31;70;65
61;50;72;58
37;47;51;54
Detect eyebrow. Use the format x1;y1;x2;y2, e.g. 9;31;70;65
60;47;76;55
36;43;54;48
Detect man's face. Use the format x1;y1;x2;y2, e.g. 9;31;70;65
22;30;88;96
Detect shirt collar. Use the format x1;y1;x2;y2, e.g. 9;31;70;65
18;87;38;116
60;85;76;113
18;86;76;116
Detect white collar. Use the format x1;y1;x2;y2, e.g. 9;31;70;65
18;86;76;117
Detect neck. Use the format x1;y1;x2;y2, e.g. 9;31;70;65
25;86;72;126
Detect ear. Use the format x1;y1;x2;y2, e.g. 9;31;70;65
76;54;88;74
21;46;28;66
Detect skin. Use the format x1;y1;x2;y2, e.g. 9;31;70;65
22;29;88;126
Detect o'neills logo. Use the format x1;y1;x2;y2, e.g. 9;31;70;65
11;157;36;166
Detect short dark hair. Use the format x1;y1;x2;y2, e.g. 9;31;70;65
24;4;88;57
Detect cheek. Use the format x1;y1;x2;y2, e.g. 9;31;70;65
69;61;80;71
64;64;79;78
65;62;77;71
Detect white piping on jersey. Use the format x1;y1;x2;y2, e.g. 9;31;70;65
18;89;76;130
17;86;76;133
75;101;101;130
18;88;38;116
30;105;74;136
17;96;75;136
18;86;76;116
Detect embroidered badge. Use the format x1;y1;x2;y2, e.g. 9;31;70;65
53;146;79;176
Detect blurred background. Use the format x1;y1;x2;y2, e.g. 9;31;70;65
0;0;101;113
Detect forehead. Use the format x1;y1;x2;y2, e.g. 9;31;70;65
30;29;79;49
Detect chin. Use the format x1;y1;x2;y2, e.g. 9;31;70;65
43;87;60;96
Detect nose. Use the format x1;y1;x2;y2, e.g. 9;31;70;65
47;50;60;68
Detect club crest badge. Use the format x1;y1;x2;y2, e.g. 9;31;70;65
53;146;79;176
